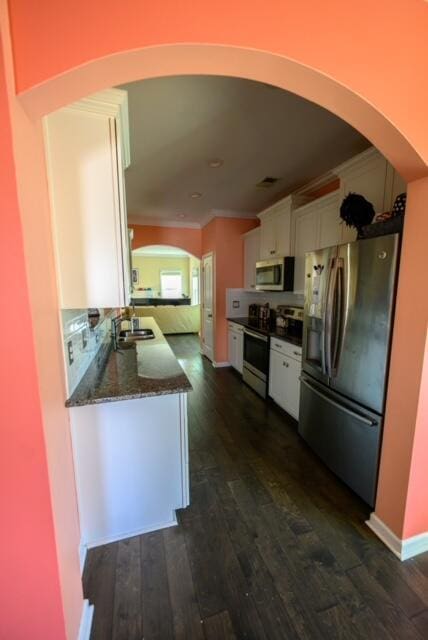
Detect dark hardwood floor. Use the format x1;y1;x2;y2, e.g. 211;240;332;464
83;334;428;640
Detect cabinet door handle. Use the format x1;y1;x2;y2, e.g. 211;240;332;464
293;351;301;357
283;361;289;367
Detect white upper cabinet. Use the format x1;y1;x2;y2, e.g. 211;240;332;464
243;227;260;290
292;191;340;292
318;192;342;249
44;89;131;309
258;195;306;259
336;147;406;243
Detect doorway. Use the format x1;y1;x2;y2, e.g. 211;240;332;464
201;252;214;362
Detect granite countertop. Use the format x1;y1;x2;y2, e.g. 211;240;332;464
227;317;303;347
66;317;192;408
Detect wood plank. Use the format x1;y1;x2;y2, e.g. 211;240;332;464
347;564;425;640
203;610;237;640
163;526;204;640
140;531;174;640
111;536;142;640
83;542;118;640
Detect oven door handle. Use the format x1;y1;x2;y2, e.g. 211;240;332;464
244;329;268;342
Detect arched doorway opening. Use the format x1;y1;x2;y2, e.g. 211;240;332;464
130;244;201;335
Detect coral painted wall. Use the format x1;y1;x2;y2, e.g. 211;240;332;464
1;1;428;635
131;224;202;258
375;176;428;538
0;37;67;640
202;217;259;362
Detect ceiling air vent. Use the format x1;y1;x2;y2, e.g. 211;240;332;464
255;176;280;189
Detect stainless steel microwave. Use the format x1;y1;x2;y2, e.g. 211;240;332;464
255;257;295;291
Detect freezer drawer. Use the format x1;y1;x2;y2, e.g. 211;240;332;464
298;375;382;506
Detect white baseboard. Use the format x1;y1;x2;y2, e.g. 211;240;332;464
78;600;94;640
366;513;428;560
213;361;230;368
79;541;87;576
84;515;178;549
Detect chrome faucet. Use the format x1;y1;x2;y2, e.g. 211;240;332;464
111;313;125;350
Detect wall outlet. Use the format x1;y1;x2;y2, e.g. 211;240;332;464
232;300;240;308
67;340;74;365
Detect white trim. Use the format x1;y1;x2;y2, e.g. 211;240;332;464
179;393;190;508
84;516;178;549
335;146;381;178
213;361;230;368
366;513;428;561
79;542;87;576
128;216;201;229
78;600;94;640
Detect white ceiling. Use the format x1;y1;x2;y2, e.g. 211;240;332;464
120;76;369;228
133;245;191;258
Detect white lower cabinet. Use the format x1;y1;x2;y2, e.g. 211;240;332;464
269;342;302;419
70;393;189;547
228;322;244;373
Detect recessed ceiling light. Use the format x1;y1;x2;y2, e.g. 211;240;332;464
177;213;186;218
208;158;223;168
190;192;202;199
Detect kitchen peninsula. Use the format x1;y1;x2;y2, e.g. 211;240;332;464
67;317;191;551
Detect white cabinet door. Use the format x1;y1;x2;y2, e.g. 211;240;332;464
340;154;387;214
244;228;260;290
235;332;244;373
318;194;341;249
228;325;243;373
282;355;301;420
293;206;319;293
269;348;285;407
228;328;236;369
259;215;277;259
269;349;301;419
44;90;130;309
276;209;292;257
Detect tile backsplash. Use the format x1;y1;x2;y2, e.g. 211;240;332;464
61;308;113;396
226;288;304;318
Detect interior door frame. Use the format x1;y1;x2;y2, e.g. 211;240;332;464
201;251;215;361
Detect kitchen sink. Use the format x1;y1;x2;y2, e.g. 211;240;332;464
118;328;155;342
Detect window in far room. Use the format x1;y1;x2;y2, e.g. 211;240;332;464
192;267;200;305
160;270;183;298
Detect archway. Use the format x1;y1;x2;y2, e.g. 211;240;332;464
130;243;201;335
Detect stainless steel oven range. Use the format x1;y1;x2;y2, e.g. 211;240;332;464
243;328;270;398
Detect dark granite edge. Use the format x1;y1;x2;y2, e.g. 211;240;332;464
66;380;192;408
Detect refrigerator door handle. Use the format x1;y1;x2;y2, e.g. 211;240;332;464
331;258;344;376
324;257;338;377
299;378;378;426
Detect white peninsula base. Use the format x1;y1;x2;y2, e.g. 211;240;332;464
70;392;189;550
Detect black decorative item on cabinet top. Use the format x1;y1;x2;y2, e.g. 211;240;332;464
340;192;375;238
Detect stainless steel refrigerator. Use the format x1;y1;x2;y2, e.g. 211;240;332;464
298;233;399;506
